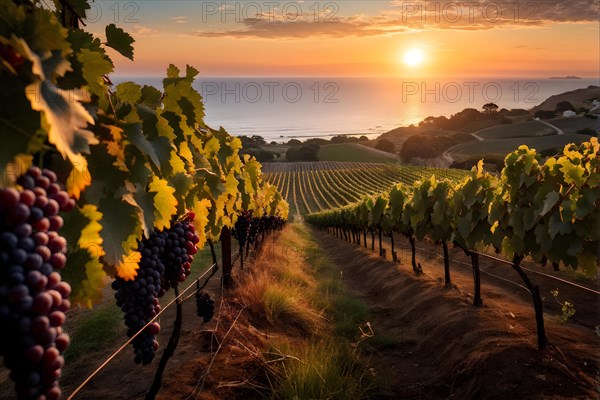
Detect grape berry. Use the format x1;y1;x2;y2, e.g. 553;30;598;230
0;167;72;400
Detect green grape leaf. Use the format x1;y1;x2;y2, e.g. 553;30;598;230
167;64;180;78
116;82;142;104
69;0;92;19
121;123;173;174
186;65;199;79
67;29;103;53
0;91;39;169
98;195;140;267
150;136;174;176
140;85;162;108
105;24;135;60
84;143;129;204
169;172;195;212
548;212;572;239
60;205;94;250
127;184;156;239
78;47;113;97
539;191;560;217
575;188;599;219
178;97;196;127
25;8;70;54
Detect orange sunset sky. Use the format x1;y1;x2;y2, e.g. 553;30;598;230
89;0;600;78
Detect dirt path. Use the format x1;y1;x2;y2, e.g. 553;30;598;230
309;227;600;399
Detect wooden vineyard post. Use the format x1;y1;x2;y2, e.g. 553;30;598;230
442;241;451;288
221;227;232;289
470;252;483;307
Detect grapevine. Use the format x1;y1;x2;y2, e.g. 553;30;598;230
306;139;600;350
1;0;288;397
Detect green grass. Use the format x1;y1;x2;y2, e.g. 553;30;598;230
63;303;123;362
332;296;370;339
260;223;375;399
477;120;555;139
261;285;319;331
318;143;398;163
268;340;371;400
450;134;592;158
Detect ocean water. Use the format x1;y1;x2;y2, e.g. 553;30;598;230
114;77;600;143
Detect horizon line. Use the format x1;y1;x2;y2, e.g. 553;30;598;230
111;74;600;80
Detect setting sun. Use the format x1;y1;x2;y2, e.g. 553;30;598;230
403;48;425;67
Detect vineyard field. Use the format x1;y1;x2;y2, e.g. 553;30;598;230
263;162;469;216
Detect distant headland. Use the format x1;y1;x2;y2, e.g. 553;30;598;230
549;76;582;79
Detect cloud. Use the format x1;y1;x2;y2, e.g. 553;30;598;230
514;45;545;50
169;16;189;24
191;0;599;39
133;25;161;37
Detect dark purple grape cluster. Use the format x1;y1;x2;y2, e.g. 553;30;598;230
232;210;251;249
161;215;199;290
112;231;165;365
112;213;199;365
0;166;72;400
247;216;260;245
263;216;285;232
195;291;214;323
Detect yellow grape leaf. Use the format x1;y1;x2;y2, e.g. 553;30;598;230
229;137;242;152
559;158;586;186
192;198;211;248
157;113;175;140
224;173;238;195
170;150;187;174
103;124;126;169
562;144;583;161
204;137;220;156
66;162;92;199
278;200;289;220
149;176;178;231
62;249;107;309
490;220;499;234
77;255;106;308
179;141;194;166
475;160;484;177
79;204;104;257
116;248;141;281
